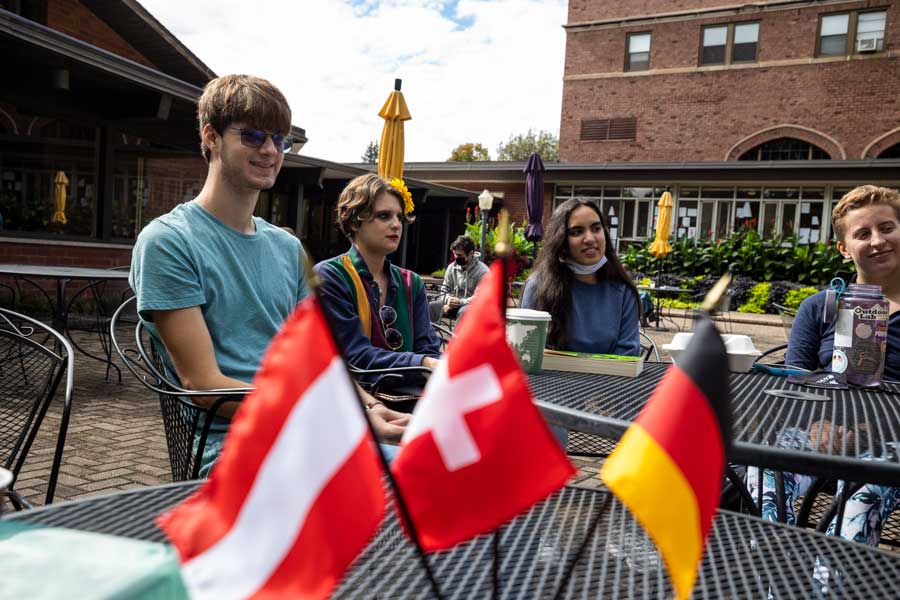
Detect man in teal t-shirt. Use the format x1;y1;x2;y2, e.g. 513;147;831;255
129;74;408;476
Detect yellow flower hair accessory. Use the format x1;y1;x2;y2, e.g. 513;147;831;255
390;177;415;215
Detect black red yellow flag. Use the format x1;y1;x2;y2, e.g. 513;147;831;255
600;317;731;600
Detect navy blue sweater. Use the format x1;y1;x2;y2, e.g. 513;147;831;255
786;289;900;380
521;276;641;356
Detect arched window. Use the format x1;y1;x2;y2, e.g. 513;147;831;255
738;137;830;161
878;142;900;159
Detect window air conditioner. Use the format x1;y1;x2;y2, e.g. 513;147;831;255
857;36;881;52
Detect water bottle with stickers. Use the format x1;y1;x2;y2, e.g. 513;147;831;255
832;284;889;387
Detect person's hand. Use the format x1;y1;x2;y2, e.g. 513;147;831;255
808;420;854;454
422;356;440;370
448;296;461;309
367;403;409;443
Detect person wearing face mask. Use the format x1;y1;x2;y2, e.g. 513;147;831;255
428;235;490;323
521;198;641;355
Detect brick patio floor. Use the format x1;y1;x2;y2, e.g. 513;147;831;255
16;316;788;507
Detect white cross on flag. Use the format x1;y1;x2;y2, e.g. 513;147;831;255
391;260;574;551
158;297;384;599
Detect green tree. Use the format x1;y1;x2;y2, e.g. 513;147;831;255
496;129;559;161
448;142;490;162
361;140;379;163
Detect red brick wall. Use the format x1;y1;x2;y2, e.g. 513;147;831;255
47;0;158;69
0;241;132;268
568;0;743;23
561;0;899;162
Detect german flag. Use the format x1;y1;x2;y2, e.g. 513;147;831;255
600;317;731;600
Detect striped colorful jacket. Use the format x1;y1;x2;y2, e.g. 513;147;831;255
315;245;441;370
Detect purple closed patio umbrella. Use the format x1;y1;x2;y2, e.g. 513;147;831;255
523;152;545;242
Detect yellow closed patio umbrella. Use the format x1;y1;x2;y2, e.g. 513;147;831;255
648;190;673;258
51;170;68;226
377;79;411;180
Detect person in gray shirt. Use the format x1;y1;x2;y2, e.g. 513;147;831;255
429;235;489;323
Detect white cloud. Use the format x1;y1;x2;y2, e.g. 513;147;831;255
138;0;567;161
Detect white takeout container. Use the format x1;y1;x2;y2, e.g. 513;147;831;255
662;333;762;373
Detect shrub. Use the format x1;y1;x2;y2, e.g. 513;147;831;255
784;286;819;311
621;231;850;285
431;268;446;278
738;282;771;314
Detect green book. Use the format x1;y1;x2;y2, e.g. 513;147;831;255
542;349;644;377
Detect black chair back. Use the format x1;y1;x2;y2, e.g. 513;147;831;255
110;297;248;480
0;309;74;508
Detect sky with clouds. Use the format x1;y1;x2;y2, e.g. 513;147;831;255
138;0;568;162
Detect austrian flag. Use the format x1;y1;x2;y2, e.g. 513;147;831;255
158;297;384;599
391;260;574;551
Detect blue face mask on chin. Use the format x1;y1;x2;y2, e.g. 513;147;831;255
564;255;608;275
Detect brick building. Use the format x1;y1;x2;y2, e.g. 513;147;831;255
405;1;900;252
561;0;900;163
0;0;471;277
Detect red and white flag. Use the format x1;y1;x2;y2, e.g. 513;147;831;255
391;260;574;550
158;297;384;599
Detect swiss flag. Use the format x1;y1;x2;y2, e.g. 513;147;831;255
158;296;384;599
391;260;574;550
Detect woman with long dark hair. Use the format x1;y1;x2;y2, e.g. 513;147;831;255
521;198;641;355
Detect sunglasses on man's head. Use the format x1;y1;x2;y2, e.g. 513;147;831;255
227;127;294;153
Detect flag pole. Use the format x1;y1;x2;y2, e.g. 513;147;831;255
491;210;513;599
552;273;735;600
301;251;445;600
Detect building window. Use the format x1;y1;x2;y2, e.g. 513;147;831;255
701;22;759;65
857;11;887;52
701;26;728;65
733;22;760;62
819;10;886;56
579;117;638;142
626;33;651;71
738;138;830;161
819;14;849;56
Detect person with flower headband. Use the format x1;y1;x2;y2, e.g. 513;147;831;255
315;174;441;383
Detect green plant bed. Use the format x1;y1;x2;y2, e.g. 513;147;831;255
738;282;771;313
621;230;851;285
783;286;819;311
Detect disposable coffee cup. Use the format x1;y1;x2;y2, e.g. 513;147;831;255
505;308;551;374
0;467;12;515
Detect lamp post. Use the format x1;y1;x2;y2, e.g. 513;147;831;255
478;189;494;258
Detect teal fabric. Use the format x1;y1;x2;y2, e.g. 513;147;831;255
130;200;308;384
0;522;188;599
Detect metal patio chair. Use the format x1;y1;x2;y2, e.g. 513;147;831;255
0;309;74;510
64;269;131;384
110;297;249;481
772;303;797;342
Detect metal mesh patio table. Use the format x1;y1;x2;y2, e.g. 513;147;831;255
532;364;900;486
8;481;900;598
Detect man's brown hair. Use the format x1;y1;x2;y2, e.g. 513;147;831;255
831;185;900;240
335;174;415;239
197;74;292;162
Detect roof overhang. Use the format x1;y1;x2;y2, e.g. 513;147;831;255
0;8;307;147
399;159;900;185
80;0;216;86
285;156;476;198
